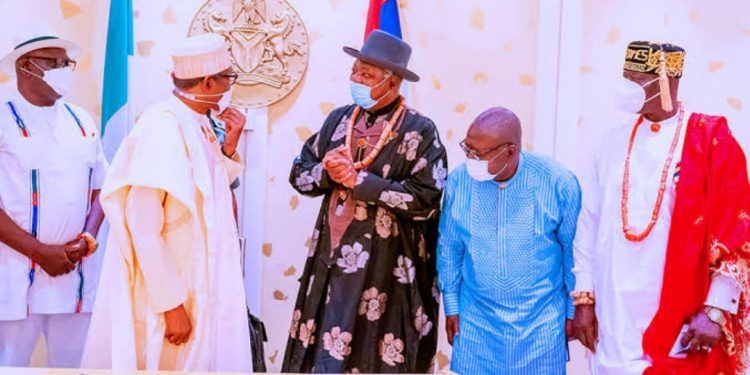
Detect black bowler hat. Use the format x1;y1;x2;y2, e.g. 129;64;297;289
343;30;420;82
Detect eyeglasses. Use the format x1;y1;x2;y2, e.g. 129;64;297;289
217;71;239;85
25;56;77;71
460;139;513;160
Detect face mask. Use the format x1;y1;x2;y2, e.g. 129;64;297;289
465;146;510;182
175;87;233;112
614;77;660;114
23;61;75;97
350;73;392;110
216;87;233;113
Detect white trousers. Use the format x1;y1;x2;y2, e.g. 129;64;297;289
0;313;91;368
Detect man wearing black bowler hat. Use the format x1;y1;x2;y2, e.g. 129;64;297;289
283;30;447;373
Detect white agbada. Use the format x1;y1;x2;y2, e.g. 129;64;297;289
0;93;107;319
573;111;740;375
81;96;252;372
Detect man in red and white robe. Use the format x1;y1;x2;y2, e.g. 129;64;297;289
573;41;750;375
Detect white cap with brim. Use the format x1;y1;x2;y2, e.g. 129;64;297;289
171;33;232;80
1;34;82;76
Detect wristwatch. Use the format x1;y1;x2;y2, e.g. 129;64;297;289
704;306;727;326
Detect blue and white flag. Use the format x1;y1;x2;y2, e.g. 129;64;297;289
101;0;134;161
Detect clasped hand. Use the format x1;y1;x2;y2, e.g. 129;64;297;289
32;237;89;277
324;145;358;189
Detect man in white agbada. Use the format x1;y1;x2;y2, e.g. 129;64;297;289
0;30;108;368
81;33;252;372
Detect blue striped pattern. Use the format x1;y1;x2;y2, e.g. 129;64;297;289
7;101;29;137
75;261;84;313
75;167;93;314
63;103;86;136
437;152;581;374
28;169;40;287
85;167;93;212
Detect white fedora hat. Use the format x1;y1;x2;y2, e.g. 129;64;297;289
1;28;82;76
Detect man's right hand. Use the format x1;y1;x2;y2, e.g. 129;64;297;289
446;314;460;346
323;146;356;185
64;237;88;264
165;304;193;345
32;243;76;277
574;304;598;352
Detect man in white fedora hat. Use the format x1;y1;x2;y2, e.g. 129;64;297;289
81;33;251;372
0;29;108;368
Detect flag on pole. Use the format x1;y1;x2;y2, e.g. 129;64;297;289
365;0;402;40
101;0;134;161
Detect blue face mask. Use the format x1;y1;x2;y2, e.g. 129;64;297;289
350;73;392;110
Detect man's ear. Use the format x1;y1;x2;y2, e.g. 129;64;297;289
508;144;520;158
201;76;214;91
390;75;400;89
16;59;31;75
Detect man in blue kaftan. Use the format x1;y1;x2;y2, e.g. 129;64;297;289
437;107;581;374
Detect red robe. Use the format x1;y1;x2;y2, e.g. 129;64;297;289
643;113;750;375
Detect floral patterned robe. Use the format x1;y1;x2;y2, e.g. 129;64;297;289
282;103;447;373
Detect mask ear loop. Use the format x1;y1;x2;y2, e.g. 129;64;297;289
641;77;660;88
485;144;513;177
173;74;232;109
371;72;394;104
19;60;46;81
644;91;662;104
634;77;662;106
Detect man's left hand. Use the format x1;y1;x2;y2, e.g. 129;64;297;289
218;107;246;157
324;148;357;188
327;158;357;188
681;310;723;352
64;237;88;264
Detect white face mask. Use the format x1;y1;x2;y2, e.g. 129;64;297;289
614;77;660;114
465;146;510;182
23;61;75;97
175;86;233;113
216;87;233;113
350;72;392;110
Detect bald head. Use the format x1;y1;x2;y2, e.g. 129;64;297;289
467;107;522;149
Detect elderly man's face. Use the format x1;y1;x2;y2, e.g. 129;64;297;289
350;59;395;100
17;47;73;74
200;67;236;95
463;125;516;175
16;47;73;99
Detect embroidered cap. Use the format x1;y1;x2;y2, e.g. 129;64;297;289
171;33;232;79
624;41;685;78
